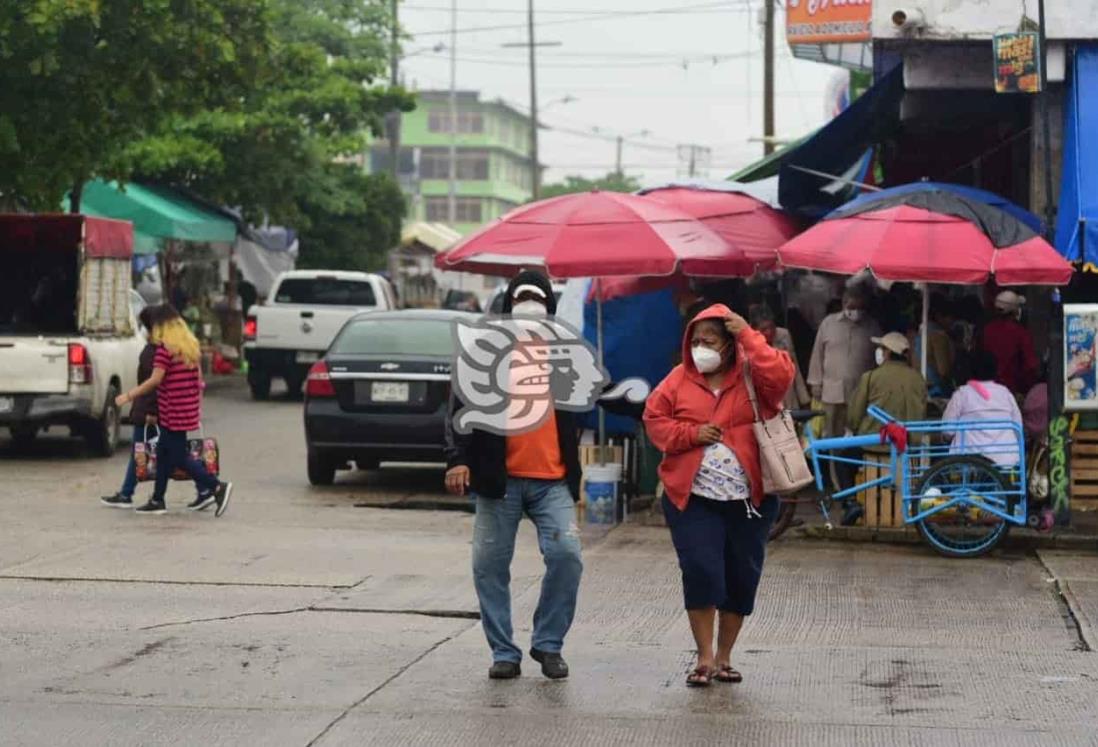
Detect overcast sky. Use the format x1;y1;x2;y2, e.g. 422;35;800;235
397;0;842;186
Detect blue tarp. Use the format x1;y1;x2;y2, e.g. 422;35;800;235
578;288;683;436
779;65;904;219
1055;44;1098;268
837;182;1045;235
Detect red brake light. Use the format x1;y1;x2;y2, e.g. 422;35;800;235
305;360;336;398
243;317;257;341
68;343;92;384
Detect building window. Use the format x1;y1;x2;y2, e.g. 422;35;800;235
418;148;489;180
427;110;485;134
370;146;416;176
425;197;484;223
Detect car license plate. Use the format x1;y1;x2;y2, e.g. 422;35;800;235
371;381;409;403
0;397;12;414
295;351;320;364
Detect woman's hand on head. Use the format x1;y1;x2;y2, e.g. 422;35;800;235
724;314;748;338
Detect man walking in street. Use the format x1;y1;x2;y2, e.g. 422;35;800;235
444;269;584;681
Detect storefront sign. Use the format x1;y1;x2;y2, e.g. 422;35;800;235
993;32;1042;93
786;0;872;45
1064;304;1098;410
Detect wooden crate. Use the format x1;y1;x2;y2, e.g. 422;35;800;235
857;452;907;529
1071;430;1098;511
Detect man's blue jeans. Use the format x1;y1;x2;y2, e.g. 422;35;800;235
472;478;583;664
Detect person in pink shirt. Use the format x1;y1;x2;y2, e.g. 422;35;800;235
941;351;1023;467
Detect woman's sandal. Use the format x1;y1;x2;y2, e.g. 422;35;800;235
714;666;743;683
686;665;715;688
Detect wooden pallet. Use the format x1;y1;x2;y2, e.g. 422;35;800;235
1071;430;1098;511
857;452;908;529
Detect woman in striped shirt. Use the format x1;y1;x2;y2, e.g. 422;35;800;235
116;305;232;516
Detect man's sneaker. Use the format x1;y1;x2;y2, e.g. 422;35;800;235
213;482;233;518
488;661;521;680
134;499;167;515
530;648;569;680
187;490;217;512
100;493;133;509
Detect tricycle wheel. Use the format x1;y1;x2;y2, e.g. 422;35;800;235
912;455;1012;558
768;497;797;542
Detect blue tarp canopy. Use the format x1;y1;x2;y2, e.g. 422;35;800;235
1055;44;1098;268
778;65;904;219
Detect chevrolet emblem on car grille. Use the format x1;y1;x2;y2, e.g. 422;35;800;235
380;362;400;370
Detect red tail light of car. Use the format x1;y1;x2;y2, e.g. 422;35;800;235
243;316;257;341
68;343;92;384
305;360;335;398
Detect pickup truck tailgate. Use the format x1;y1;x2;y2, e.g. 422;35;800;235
255;307;363;352
0;338;69;393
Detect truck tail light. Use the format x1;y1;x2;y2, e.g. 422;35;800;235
68;343;92;384
243;316;257;341
305;360;335;398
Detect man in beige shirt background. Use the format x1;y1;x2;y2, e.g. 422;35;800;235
807;286;881;491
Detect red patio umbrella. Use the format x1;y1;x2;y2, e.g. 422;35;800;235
434;190;734;278
776;189;1074;376
589;186;799;302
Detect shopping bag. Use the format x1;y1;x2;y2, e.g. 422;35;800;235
134;426;220;482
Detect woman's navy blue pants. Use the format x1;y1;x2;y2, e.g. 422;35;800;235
662;494;777;615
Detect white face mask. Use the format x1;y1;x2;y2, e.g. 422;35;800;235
844;308;864;322
875;348;887;366
691;345;724;374
512;300;547;317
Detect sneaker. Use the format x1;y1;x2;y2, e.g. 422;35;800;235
187;491;217;512
134;499;167;515
100;493;133;509
488;661;521;680
530;648;569;680
213;482;233;518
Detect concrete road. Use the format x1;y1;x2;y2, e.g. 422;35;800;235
1;379;1096;746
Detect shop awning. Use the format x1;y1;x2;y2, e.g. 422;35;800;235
73;180;237;254
1055;44;1098;270
727;133;812;183
778;65;904;218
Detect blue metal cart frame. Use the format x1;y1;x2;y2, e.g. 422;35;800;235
803;405;1027;557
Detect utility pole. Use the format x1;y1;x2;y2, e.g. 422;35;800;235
527;0;540;200
447;0;457;225
763;0;776;156
615;136;623;177
387;0;401;181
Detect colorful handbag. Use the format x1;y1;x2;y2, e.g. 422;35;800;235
134;425;220;482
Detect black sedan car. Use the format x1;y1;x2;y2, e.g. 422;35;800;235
303;309;474;485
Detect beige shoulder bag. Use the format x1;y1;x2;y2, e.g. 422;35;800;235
743;361;814;494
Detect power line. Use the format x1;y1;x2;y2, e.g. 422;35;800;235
403;3;752;14
412;50;753;69
409;1;746;37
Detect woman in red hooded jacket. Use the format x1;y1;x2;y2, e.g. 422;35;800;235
644;304;794;687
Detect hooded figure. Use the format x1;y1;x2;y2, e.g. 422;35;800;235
443;268;583;682
980;290;1038;395
643;303;794;688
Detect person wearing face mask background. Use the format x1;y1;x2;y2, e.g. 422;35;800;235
644;304;794;688
807;287;881;468
837;331;927;525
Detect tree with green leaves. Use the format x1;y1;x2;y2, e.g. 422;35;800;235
123;0;412;270
539;172;642;200
0;1;268;211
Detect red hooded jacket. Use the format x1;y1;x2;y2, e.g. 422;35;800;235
644;304;795;511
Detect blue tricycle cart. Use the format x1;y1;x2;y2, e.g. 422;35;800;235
785;405;1028;558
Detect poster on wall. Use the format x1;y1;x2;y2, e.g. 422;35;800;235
993;32;1042;94
1064;304;1098;410
786;0;871;45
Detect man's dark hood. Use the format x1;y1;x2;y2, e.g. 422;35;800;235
502;269;557;315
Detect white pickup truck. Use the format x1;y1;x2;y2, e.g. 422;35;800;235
243;270;397;399
0;215;145;456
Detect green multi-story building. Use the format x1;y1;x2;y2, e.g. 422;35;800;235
369;90;535;235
